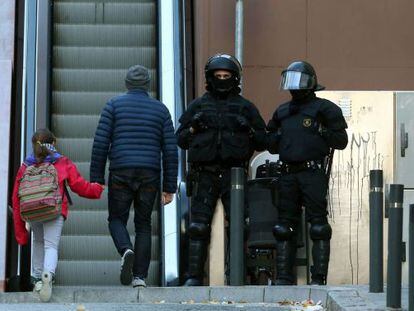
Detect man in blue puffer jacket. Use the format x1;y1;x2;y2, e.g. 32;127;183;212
90;65;178;288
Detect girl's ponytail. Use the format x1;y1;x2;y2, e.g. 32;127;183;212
31;128;56;163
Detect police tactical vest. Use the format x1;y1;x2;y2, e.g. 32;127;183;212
188;95;252;163
276;98;330;162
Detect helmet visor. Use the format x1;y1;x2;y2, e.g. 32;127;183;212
280;71;315;90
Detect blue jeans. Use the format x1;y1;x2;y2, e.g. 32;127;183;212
108;168;160;278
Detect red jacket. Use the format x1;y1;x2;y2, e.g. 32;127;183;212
12;156;103;245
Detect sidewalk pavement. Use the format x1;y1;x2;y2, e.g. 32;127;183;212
0;285;409;310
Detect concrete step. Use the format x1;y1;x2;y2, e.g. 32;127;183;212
2;285;405;310
0;286;328;305
55;260;159;286
0;303;290;311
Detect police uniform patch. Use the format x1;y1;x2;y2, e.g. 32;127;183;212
303;118;312;127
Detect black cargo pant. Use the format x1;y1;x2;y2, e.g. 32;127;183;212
185;166;248;282
278;167;328;229
190;167;247;227
108;168;160;279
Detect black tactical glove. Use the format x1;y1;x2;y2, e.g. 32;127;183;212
236;115;250;131
190;112;208;133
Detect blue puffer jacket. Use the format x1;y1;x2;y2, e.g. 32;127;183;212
90;89;178;193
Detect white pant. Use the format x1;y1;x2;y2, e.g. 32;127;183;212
30;216;64;278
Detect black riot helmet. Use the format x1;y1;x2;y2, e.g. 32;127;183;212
280;61;325;91
205;54;242;80
204;54;242;93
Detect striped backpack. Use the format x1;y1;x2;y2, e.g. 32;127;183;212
18;162;62;222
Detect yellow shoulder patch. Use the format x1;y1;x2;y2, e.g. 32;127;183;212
303;118;312;127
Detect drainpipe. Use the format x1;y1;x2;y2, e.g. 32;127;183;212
229;0;245;286
235;0;243;88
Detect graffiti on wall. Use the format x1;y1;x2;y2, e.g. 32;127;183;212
321;91;394;285
329;131;385;284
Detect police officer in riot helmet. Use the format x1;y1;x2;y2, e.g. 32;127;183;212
267;61;348;285
177;53;267;286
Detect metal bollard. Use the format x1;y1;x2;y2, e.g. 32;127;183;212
386;184;404;309
229;167;245;285
369;170;383;293
409;204;414;311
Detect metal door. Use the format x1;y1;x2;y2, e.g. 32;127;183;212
395;92;414;188
395;92;414;286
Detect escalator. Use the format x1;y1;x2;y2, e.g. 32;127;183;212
51;0;160;286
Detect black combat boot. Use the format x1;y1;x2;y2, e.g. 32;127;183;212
310;240;330;285
183;239;207;286
274;240;297;285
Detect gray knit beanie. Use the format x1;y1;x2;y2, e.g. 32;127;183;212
125;65;150;91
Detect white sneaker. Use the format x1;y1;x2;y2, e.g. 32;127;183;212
132;277;146;288
39;271;52;302
120;249;134;285
33;280;43;293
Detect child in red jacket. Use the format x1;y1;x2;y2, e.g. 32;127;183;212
12;128;104;302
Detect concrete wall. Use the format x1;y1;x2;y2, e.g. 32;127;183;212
193;0;414;120
192;0;412;285
320;91;394;285
0;0;16;292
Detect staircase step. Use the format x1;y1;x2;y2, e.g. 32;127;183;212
55;260;159;285
52;114;100;138
52;91;157;115
54;2;155;25
59;235;159;260
0;285;336;309
51;0;159;287
56;138;93;162
57;0;154;3
54;46;156;69
66;161;107;187
53;68;157;92
54;24;155;47
62;210;159;235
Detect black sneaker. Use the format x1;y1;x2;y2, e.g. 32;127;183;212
120;249;134;285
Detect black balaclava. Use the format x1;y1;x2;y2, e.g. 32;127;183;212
290;89;314;102
206;71;239;98
289;90;316;114
210;75;237;94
